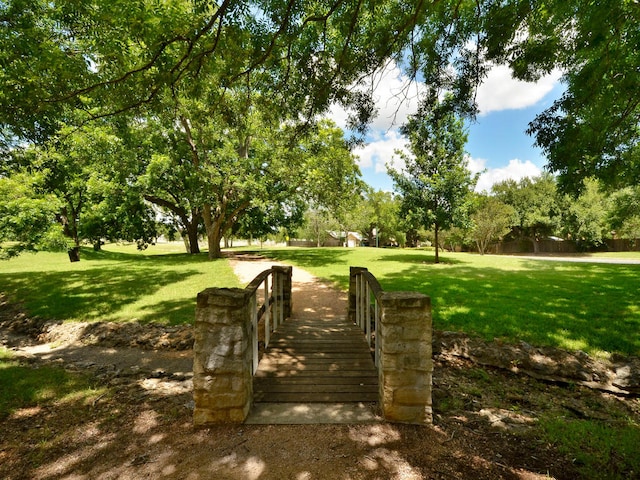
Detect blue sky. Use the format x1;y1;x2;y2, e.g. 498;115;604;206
329;62;564;193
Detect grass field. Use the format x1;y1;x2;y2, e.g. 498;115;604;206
1;244;639;356
0;243;240;325
2;245;639;478
259;247;640;357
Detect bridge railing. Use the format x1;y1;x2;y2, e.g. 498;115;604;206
245;266;292;374
348;266;433;425
349;267;383;367
193;265;292;425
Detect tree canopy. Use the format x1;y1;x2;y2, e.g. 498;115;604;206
0;0;433;144
492;174;560;252
3;1;637;192
2;0;639;257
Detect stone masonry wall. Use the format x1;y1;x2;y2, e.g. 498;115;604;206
379;291;433;425
193;288;253;425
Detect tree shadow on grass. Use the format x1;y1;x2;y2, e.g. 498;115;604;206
0;265;200;325
134;298;199;325
376;260;640;356
81;247;215;267
373;252;465;266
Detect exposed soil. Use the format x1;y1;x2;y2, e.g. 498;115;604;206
1;256;639;479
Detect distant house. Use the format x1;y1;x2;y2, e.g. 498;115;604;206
328;231;363;248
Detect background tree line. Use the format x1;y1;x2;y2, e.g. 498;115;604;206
311;174;640;257
1;0;638;259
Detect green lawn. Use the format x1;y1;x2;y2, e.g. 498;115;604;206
2;244;639;356
259;247;640;357
0;243;241;325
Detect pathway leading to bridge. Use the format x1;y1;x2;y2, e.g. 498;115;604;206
228;255;381;424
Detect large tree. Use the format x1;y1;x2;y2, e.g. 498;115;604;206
0;171;60;259
5;123;157;259
560;178;611;248
389;95;477;263
492;174;561;252
360;189;403;247
300;119;365;244
470;195;515;254
0;0;433;145
512;1;640;192
609;186;640;241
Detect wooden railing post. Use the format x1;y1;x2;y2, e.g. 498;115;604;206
272;265;292;322
349;266;368;324
264;275;270;347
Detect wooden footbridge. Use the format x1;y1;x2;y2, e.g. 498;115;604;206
253;316;378;404
193;265;433;426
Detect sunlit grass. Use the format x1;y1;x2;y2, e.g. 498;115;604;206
2;244;639;355
585;251;640;260
260;247;640;356
0;243;241;325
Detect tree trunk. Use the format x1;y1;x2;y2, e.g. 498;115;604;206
203;203;223;259
185;221;200;254
208;228;222;258
182;234;191;253
434;224;440;263
67;247;80;262
533;238;540;253
143;195;202;254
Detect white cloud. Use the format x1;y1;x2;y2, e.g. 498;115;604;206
329;61;424;132
329;59;557;192
353;129;407;173
476;65;562;115
470;157;542;193
331;60;562;127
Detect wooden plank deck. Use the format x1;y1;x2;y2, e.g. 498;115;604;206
253;317;378;403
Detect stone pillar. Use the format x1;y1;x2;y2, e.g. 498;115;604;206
378;291;433;425
193;288;253;425
273;265;293;319
348;266;368;324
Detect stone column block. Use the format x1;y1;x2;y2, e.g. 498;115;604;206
193;288;253;426
378;291;433;425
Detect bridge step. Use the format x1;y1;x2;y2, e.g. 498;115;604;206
253;317;379;404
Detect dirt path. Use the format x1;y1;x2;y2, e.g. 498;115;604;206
2;258;638;479
230;256;348;320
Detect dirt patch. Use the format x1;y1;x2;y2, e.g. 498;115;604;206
2;257;640;479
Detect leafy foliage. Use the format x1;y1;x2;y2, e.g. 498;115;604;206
389;95;477;262
470;196;515;254
0;171;60;258
360;190;404;247
609;186;640;241
492;173;560;250
560;178;611;248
